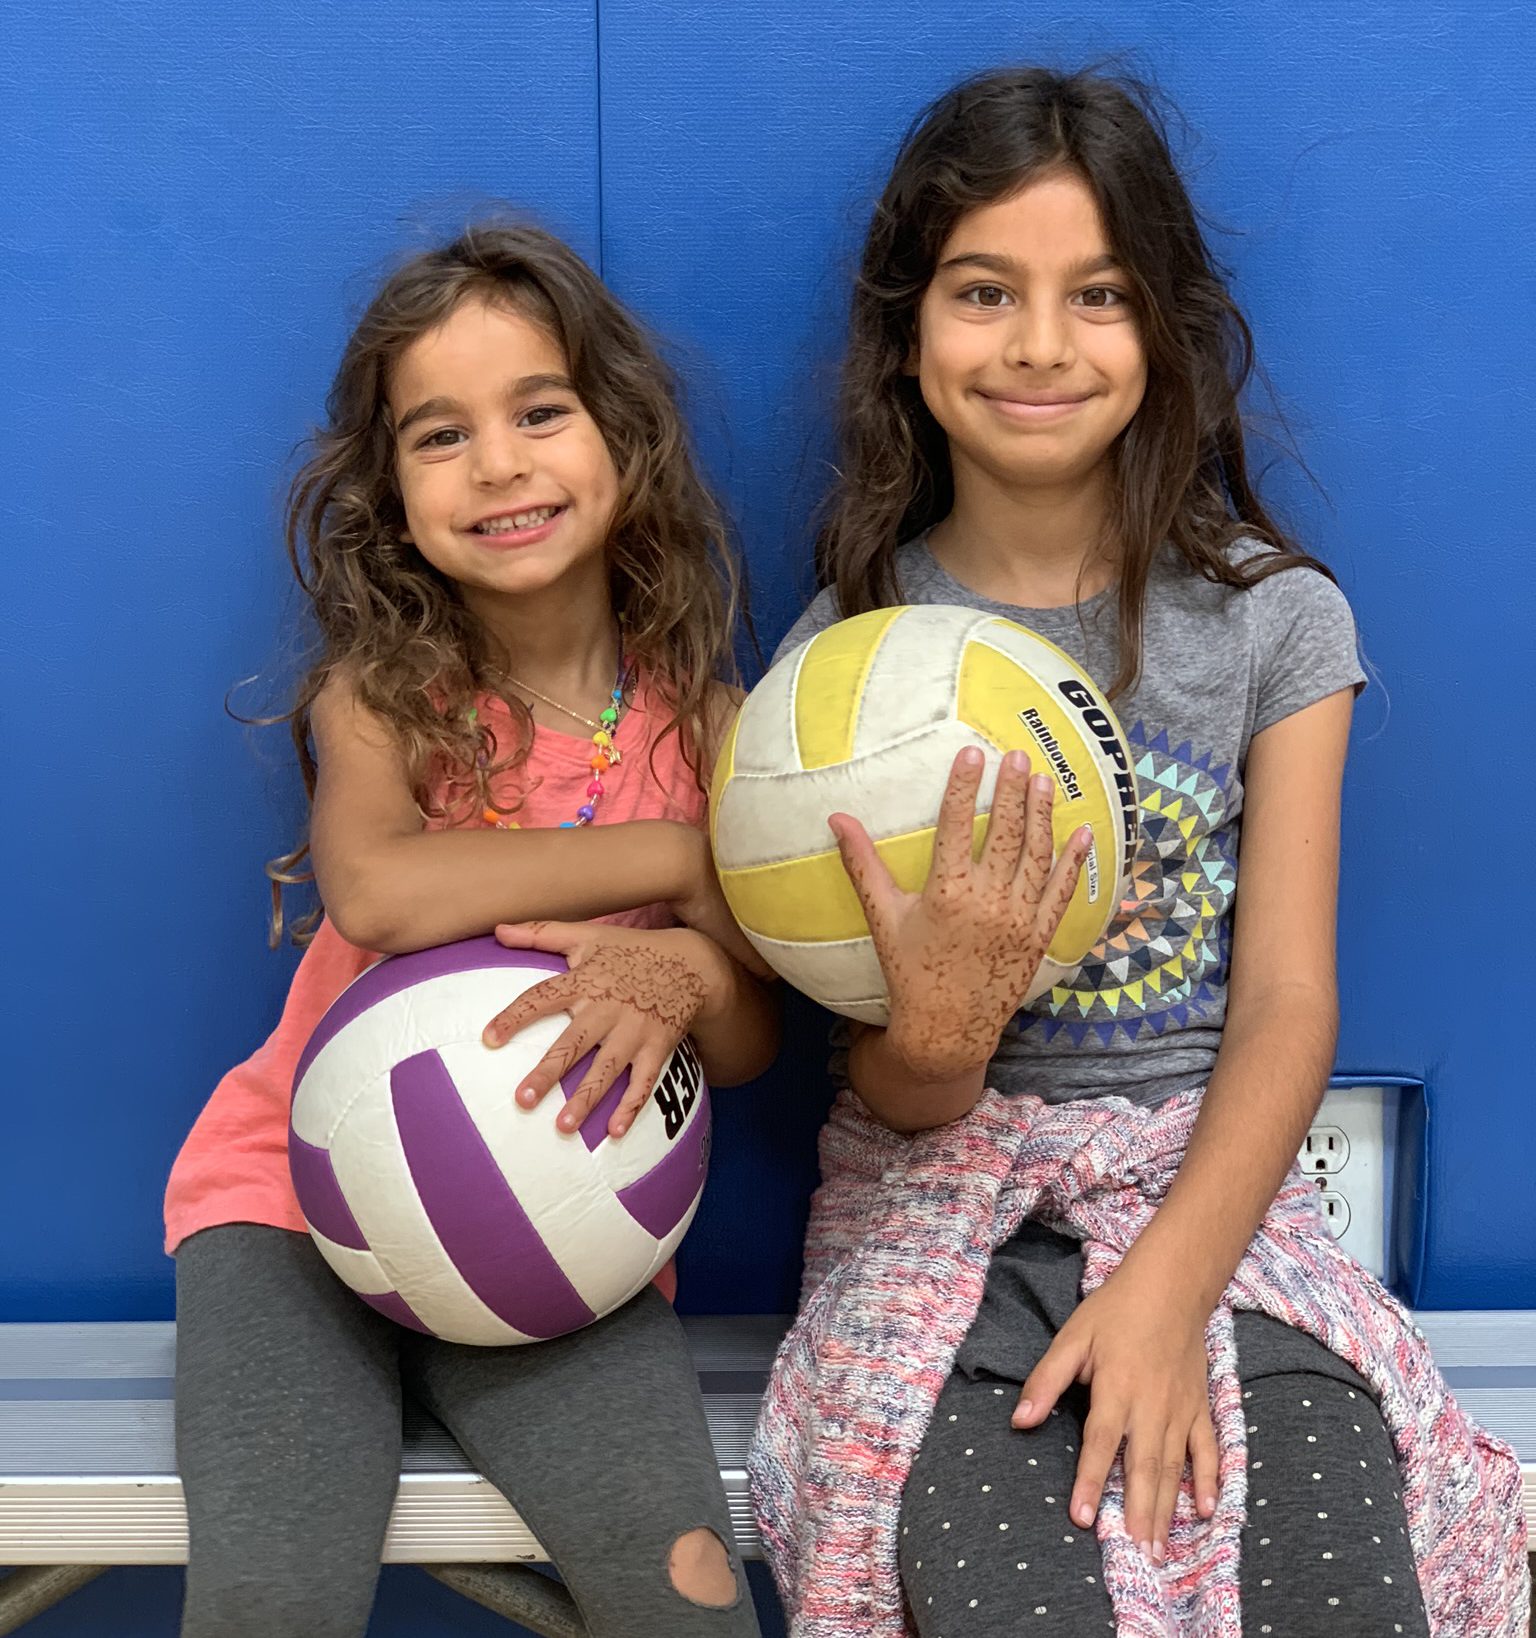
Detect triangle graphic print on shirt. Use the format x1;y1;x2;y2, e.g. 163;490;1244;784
1019;722;1237;1049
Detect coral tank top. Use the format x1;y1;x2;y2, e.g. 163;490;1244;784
164;677;706;1271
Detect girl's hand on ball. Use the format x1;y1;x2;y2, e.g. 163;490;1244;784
482;923;711;1138
830;747;1091;1083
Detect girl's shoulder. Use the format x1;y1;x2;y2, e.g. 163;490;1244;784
1150;538;1365;734
1147;537;1359;650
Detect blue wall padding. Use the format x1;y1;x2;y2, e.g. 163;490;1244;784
3;0;1532;1549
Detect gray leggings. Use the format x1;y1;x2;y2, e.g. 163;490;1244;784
900;1345;1429;1636
897;1223;1429;1637
174;1224;762;1638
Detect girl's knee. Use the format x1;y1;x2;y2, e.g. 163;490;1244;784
667;1525;741;1608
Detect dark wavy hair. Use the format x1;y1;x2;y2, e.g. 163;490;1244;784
817;65;1330;697
265;221;743;941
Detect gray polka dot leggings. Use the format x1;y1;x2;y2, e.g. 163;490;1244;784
898;1314;1430;1637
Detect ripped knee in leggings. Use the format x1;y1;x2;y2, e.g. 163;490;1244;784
667;1525;740;1609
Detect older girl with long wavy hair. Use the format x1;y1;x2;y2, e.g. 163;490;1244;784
752;67;1525;1638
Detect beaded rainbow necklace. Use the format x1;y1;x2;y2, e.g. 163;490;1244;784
476;654;631;830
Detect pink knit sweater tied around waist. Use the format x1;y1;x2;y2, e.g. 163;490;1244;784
749;1087;1529;1637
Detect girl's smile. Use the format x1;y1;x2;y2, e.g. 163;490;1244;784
464;503;569;550
974;386;1098;424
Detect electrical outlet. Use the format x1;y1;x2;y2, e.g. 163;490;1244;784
1297;1085;1396;1279
1302;1125;1350;1175
1318;1190;1352;1235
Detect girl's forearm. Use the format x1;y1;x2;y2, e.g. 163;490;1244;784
321;821;706;953
847;1023;991;1133
1121;979;1339;1316
690;952;781;1087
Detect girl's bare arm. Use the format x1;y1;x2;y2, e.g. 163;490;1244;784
308;675;716;953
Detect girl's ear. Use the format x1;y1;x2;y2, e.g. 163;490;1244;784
901;335;921;377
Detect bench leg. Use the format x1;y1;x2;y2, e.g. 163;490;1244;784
425;1563;588;1637
0;1567;109;1635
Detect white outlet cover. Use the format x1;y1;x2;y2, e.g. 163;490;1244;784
1298;1085;1395;1281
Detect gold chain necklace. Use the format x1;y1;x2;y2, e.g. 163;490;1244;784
505;676;606;732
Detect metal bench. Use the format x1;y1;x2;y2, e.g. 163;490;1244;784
2;1312;1531;1636
0;1314;784;1636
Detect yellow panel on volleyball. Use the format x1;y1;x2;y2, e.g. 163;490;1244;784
954;636;1122;960
791;606;905;770
712;815;991;945
707;710;743;851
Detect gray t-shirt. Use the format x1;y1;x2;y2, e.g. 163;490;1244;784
774;537;1365;1106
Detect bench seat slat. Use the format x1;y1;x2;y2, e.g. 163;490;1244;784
2;1314;1531;1567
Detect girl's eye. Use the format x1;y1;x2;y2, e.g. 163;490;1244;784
416;427;464;450
962;284;1012;309
1078;286;1129;310
521;404;571;429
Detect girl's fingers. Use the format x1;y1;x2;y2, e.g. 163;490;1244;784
1152;1429;1187;1564
978;751;1032;885
1012;1329;1085;1430
1033;826;1090;939
1013;774;1057;900
513;1016;595;1108
482;972;576;1048
829;812;898;945
495;920;587;961
1123;1419;1166;1561
1069;1399;1126;1531
1190;1410;1220;1520
608;1045;670;1139
1152;1428;1185;1565
927;747;986;886
556;1042;632;1133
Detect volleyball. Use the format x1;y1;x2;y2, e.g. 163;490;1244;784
711;605;1139;1023
289;938;709;1345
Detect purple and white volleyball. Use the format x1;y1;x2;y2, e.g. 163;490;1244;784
289;937;710;1345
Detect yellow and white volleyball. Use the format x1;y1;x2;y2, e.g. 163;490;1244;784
710;605;1140;1024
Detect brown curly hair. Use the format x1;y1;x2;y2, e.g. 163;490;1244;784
265;221;743;942
818;65;1331;698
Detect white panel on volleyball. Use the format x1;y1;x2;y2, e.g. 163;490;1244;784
714;716;998;869
287;968;568;1147
745;929;890;1025
308;1233;395;1296
590;1054;708;1285
728;639;804;773
848;603;982;756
